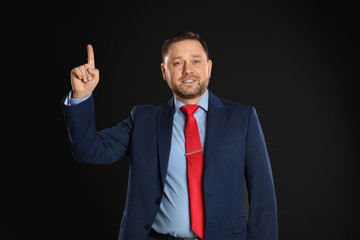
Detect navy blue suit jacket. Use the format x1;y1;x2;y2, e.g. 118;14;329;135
62;91;278;240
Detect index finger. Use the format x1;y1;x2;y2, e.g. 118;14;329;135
87;44;95;66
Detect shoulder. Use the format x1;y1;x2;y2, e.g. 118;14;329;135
220;98;253;110
129;99;172;117
210;91;254;114
208;91;259;124
132;101;170;113
219;98;255;123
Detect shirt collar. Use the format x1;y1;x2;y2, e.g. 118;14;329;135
174;89;209;113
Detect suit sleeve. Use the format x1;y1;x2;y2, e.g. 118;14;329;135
245;107;278;240
62;94;134;164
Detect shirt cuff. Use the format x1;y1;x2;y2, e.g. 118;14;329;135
64;91;92;106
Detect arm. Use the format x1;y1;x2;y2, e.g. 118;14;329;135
62;44;132;164
62;94;134;164
245;107;278;240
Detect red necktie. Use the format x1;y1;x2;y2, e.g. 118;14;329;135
181;105;205;240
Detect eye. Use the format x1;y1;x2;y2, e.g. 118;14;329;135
193;60;201;64
174;61;182;66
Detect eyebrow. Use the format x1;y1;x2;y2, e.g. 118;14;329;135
170;55;204;61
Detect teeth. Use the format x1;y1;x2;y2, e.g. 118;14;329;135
183;79;194;83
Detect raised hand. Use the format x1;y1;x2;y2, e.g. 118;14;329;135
70;44;100;99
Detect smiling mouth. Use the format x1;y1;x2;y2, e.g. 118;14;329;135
182;79;196;83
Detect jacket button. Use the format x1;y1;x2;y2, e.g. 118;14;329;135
144;224;150;230
155;198;161;204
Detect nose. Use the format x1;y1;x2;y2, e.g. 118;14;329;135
182;62;193;74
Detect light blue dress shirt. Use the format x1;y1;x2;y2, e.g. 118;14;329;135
65;90;209;238
152;90;208;238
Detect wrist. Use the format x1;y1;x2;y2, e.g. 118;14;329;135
72;91;91;99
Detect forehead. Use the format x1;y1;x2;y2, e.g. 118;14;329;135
166;40;206;59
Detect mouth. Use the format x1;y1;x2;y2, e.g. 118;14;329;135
181;79;196;83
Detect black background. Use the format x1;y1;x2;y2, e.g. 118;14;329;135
3;1;359;239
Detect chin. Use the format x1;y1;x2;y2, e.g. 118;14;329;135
179;88;206;99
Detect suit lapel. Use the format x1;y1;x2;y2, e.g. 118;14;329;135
157;98;176;187
203;91;226;174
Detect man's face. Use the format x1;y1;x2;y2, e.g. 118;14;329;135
161;40;212;102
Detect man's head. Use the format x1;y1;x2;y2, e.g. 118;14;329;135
161;31;212;104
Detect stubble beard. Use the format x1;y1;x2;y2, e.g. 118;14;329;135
171;78;208;100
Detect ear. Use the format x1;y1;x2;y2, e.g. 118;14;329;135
207;59;213;78
161;63;167;81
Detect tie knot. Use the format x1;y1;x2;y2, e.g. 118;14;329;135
180;105;200;116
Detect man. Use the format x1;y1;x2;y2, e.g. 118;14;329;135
62;31;278;240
